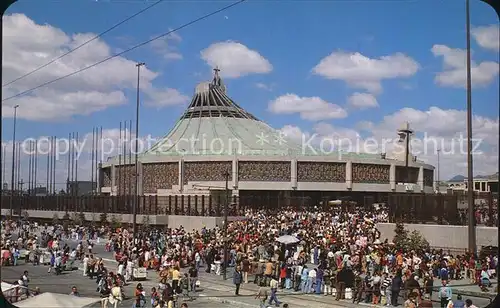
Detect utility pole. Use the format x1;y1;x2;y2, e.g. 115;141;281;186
10;104;19;218
465;0;476;254
134;62;145;243
18;179;24;194
2;144;6;193
223;170;230;280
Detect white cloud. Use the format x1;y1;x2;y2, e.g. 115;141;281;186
471;25;499;52
200;41;272;78
150;29;183;61
144;88;189;107
431;44;499;88
279;125;310;142
280;107;498;180
268;93;347;121
255;82;273;91
312;51;419;94
1;13;188;121
347;92;379;110
358;106;499;179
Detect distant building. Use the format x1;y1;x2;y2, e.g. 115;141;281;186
28;186;48;196
447;176;498;194
66;180;96;196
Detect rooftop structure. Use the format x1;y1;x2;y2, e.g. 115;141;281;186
99;69;436;205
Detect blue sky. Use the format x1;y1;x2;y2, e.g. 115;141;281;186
1;0;499;180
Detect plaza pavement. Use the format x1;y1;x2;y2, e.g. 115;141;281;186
3;235;496;308
82;241;496;307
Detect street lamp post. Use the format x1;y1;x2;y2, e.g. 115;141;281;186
223;170;230;280
133;62;145;243
10;105;19;218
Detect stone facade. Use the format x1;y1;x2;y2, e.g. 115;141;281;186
103;168;111;187
297;162;346;182
115;165;135;195
352;164;390;184
143;163;178;194
424;169;434;187
238;161;291;182
184;161;232;183
395;166;419;183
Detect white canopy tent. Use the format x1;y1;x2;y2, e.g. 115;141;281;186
15;292;101;308
276;235;299;245
1;281;26;303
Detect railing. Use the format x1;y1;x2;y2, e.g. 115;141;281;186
1;192;494;226
0;195;243;217
387;193;460;225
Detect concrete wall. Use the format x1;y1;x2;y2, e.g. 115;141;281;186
1;209;245;230
376;223;498;250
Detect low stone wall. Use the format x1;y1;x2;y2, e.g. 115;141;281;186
376;223;498;250
1;209;245;230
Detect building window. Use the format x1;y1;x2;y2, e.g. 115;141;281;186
481;182;486;192
474;182;480;191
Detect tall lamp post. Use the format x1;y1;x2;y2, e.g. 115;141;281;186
133;62;145;243
222;170;230;280
465;0;476;255
10;104;19;218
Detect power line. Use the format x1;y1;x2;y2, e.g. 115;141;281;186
2;0;164;88
1;0;247;103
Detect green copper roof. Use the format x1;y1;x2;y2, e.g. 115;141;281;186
146;69;380;159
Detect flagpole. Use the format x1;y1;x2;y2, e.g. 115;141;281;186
465;0;476;254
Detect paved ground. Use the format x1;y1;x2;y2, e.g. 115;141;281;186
1;263;238;308
2;235;496;308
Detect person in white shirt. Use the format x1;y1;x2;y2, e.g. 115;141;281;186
117;261;125;277
268;277;281;306
82;255;89;276
126;259;133;283
307;268;317;293
194;251;201;270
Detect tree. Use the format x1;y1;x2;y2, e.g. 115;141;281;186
110;215;121;229
406;230;430;252
22;211;29;221
393;222;408;250
393;222;429;252
62;212;71;231
142;215;150;232
99;213;108;225
52;213;60;225
78;211;86;225
62;212;71;221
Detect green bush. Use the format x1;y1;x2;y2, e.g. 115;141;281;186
393;221;429;252
99;213;108;224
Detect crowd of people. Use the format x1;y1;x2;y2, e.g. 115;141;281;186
1;204;497;308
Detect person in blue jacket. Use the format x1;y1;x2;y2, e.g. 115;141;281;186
438;279;452;308
233;265;243;296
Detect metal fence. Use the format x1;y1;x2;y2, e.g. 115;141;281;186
1;192;496;226
386;193;459;224
0;194;242;217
